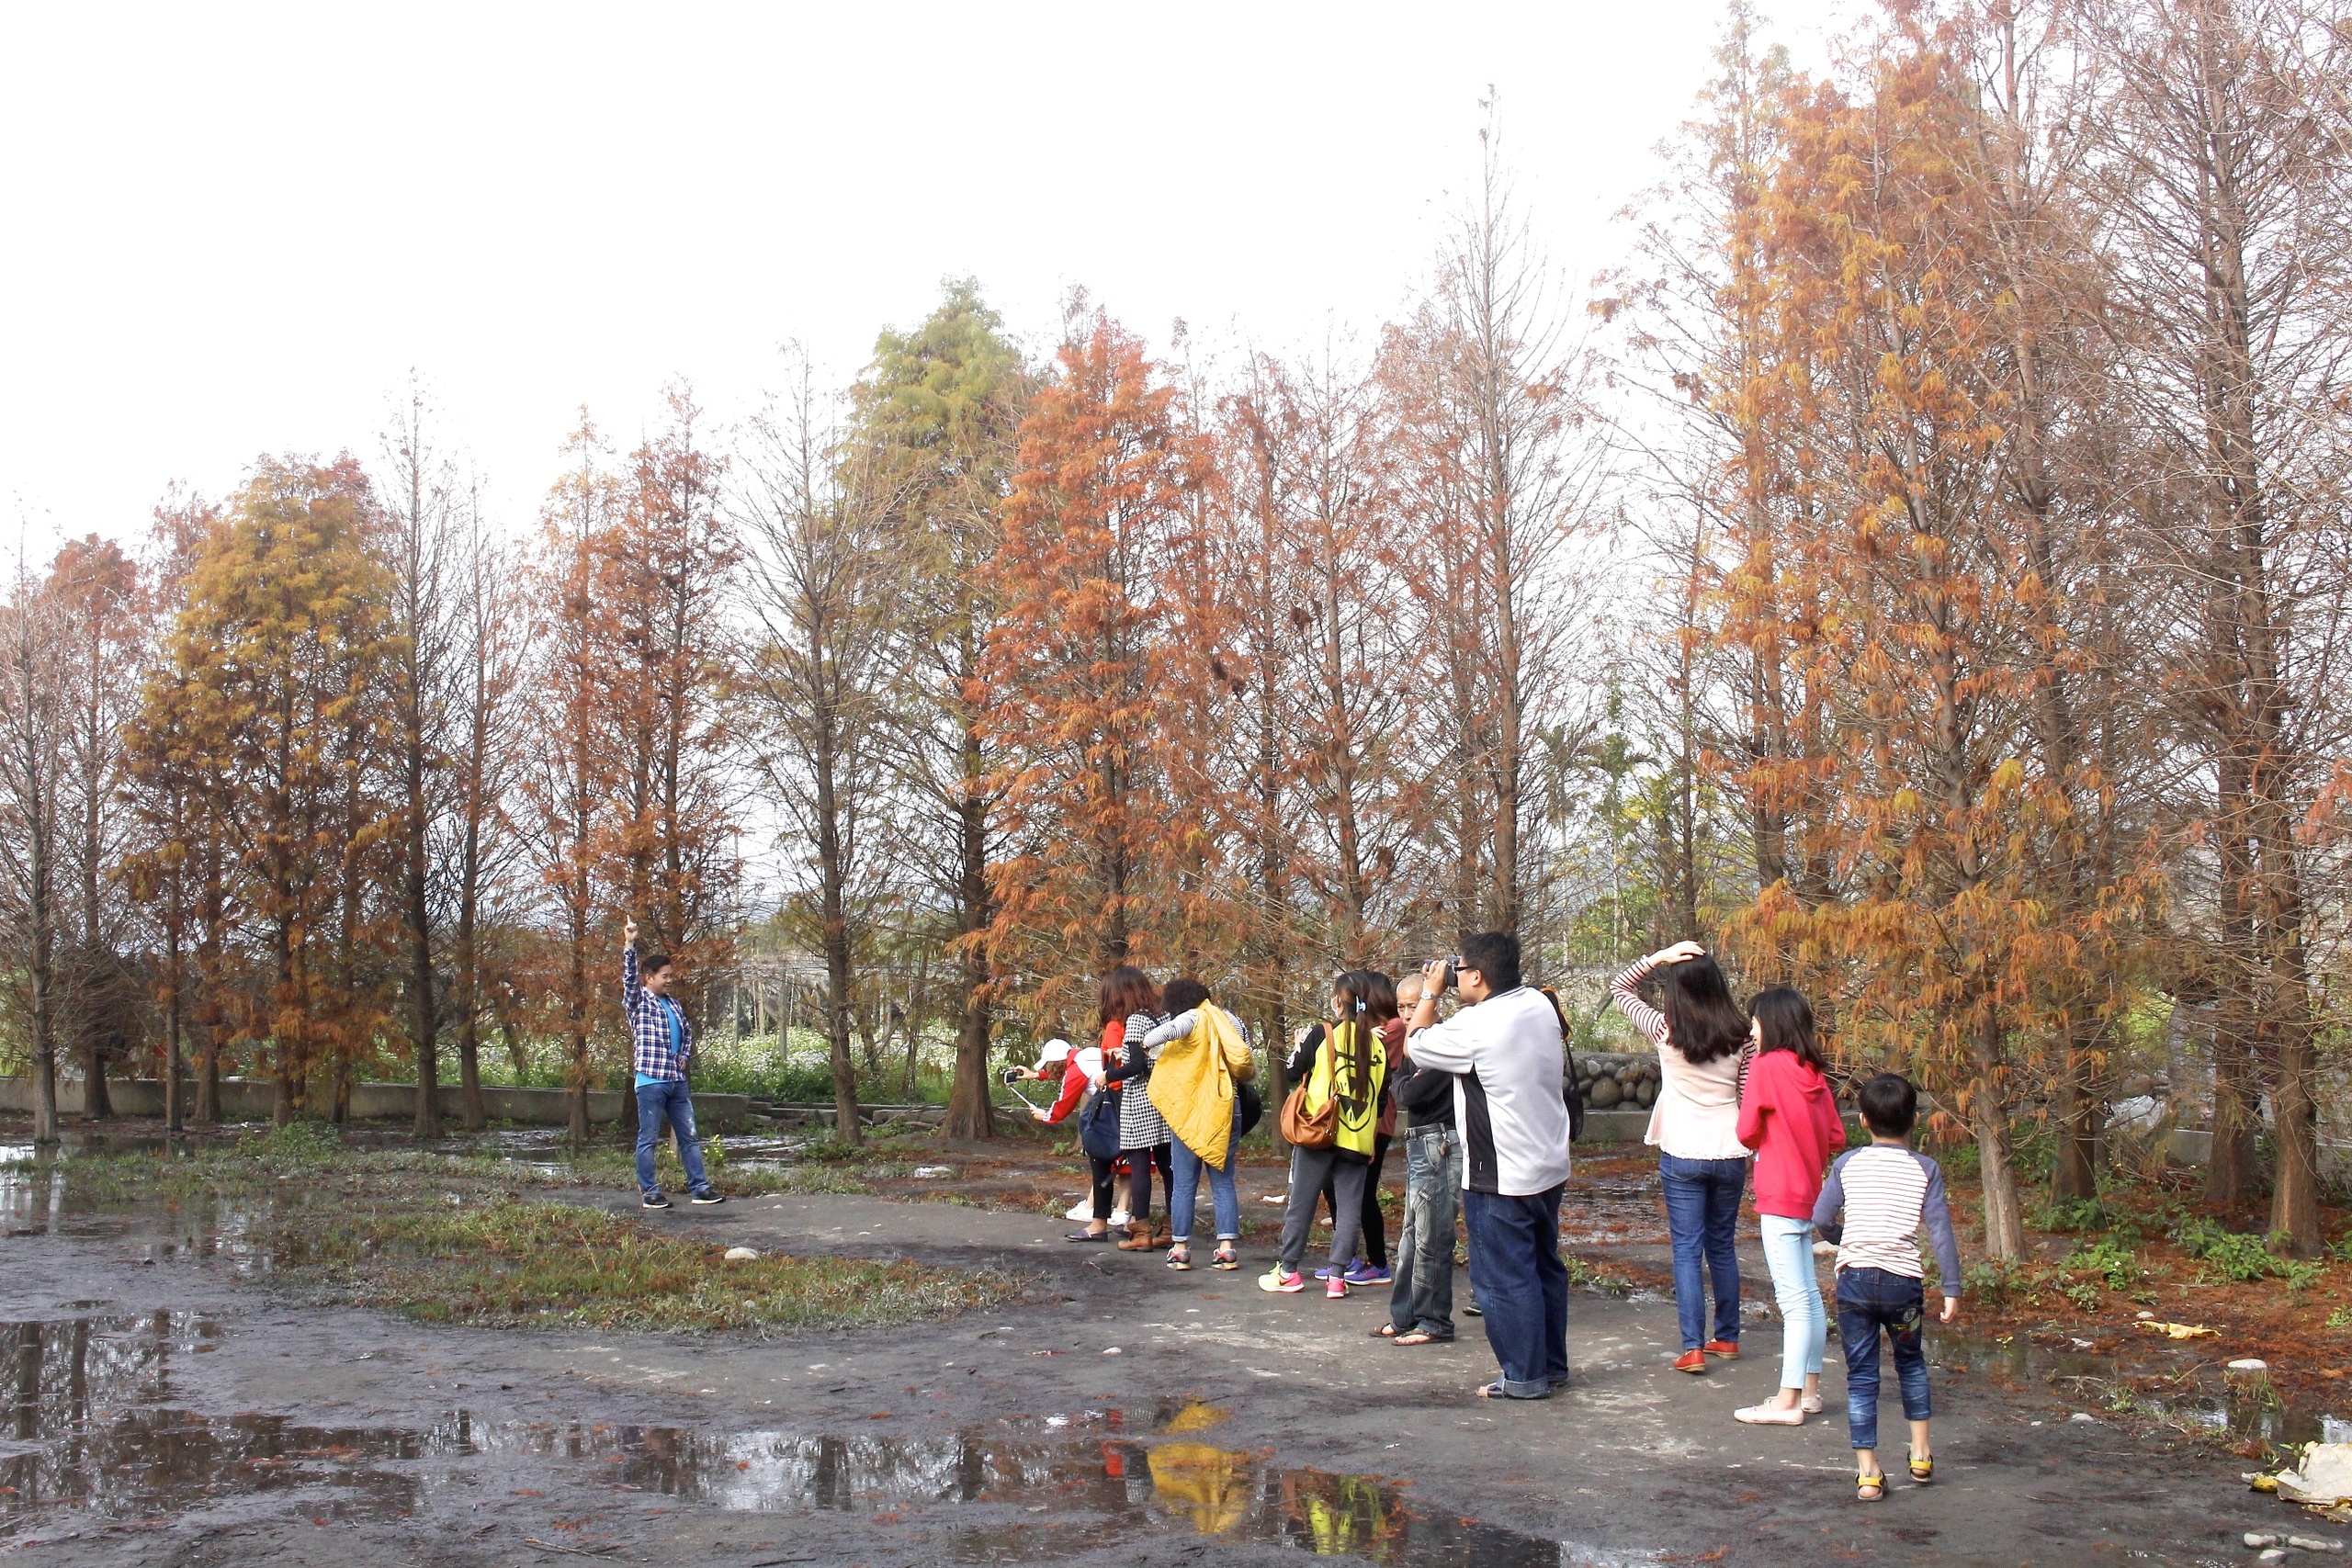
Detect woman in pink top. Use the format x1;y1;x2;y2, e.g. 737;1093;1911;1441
1732;987;1846;1425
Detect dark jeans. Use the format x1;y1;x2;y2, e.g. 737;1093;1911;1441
1280;1145;1365;1270
1659;1152;1747;1349
1388;1123;1461;1337
1836;1267;1931;1450
1320;1131;1390;1267
634;1078;711;1195
1462;1185;1568;1398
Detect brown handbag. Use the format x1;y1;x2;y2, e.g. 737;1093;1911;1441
1278;1082;1337;1148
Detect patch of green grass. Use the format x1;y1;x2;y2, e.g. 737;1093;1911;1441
1562;1253;1634;1295
280;1197;1024;1332
2326;1304;2351;1330
2173;1217;2280;1282
2071;1237;2141;1292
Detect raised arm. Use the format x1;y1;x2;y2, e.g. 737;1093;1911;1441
622;919;642;1008
1608;948;1680;1047
1142;1010;1199;1051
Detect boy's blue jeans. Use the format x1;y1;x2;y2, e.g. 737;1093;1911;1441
1658;1152;1747;1349
635;1078;711;1195
1836;1266;1931;1449
1168;1107;1241;1243
1387;1122;1461;1338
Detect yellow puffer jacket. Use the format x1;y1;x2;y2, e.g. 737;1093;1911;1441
1148;1003;1255;1168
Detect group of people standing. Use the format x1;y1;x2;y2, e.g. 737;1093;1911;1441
1610;939;1963;1499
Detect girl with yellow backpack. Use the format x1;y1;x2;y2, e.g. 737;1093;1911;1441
1262;971;1389;1298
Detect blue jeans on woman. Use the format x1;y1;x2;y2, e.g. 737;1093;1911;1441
1387;1122;1462;1338
1658;1152;1747;1350
1168;1106;1241;1245
1758;1213;1826;1389
1836;1266;1931;1450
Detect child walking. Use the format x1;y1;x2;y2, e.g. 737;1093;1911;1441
1812;1073;1960;1501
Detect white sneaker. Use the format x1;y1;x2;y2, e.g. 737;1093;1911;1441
1064;1201;1093;1222
1108;1209;1132;1228
1735;1402;1806;1426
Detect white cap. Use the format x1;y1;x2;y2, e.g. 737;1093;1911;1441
1037;1039;1073;1064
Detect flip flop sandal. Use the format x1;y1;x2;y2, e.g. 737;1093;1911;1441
1394;1332;1436;1346
1907;1451;1933;1483
1371;1324;1398;1338
1856;1470;1885;1502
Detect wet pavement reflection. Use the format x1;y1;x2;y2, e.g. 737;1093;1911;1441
0;1314;1579;1562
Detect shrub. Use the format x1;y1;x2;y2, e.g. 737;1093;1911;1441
2034;1195;2108;1233
2172;1217;2278;1283
2071;1237;2140;1292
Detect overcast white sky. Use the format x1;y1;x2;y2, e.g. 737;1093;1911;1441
0;2;1846;557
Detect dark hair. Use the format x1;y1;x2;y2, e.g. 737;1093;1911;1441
1161;976;1211;1016
1458;931;1521;993
1750;987;1826;1072
641;953;674;976
1098;964;1161;1025
1360;970;1399;1024
1657;953;1747;1065
1330;971;1375;1019
1859;1072;1918;1137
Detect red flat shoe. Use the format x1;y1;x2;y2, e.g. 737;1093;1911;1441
1674;1349;1707;1373
1703;1340;1739;1359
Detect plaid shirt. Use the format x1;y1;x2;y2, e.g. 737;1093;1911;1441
624;945;694;1081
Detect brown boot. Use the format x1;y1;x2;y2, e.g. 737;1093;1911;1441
1117;1220;1156;1251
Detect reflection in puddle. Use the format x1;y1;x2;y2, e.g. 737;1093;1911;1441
0;1313;1582;1562
1928;1325;2346;1449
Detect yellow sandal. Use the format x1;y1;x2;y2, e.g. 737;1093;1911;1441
1907;1451;1933;1483
1857;1469;1885;1502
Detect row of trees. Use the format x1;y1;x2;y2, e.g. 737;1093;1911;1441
0;0;2342;1256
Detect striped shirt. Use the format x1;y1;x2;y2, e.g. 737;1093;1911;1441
1812;1144;1962;1292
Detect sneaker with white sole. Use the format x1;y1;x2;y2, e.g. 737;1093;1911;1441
1734;1401;1806;1426
1259;1265;1306;1293
1108;1209;1132;1228
1064;1201;1094;1223
1326;1277;1350;1300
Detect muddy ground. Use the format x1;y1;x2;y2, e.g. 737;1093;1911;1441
1;1130;2342;1567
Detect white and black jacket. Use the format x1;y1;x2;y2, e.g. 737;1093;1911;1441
1405;987;1573;1197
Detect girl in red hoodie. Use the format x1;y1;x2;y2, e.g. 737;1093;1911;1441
1733;987;1846;1426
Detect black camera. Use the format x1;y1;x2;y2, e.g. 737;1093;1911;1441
999;1066;1027;1085
1443;955;1464;985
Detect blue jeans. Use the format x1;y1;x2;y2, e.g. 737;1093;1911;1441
1759;1213;1826;1389
635;1078;711;1195
1836;1266;1931;1450
1659;1152;1746;1349
1387;1123;1461;1338
1168;1107;1241;1243
1462;1185;1567;1398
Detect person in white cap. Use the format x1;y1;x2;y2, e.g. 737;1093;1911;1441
1014;1036;1125;1232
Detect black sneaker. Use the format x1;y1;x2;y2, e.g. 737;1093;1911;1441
689;1190;726;1206
641;1190;672;1209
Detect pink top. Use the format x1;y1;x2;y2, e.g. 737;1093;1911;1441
1737;1047;1847;1220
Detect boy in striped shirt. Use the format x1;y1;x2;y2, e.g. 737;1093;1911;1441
1812;1073;1960;1501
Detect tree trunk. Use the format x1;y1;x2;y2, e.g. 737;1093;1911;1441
1970;1066;2026;1263
943;747;996;1142
409;839;440;1139
2050;1018;2101;1203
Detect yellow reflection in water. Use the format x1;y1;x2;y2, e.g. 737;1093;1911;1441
1148;1441;1250;1534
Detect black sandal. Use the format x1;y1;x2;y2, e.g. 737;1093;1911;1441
1064;1229;1111;1243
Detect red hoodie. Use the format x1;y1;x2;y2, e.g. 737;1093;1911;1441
1736;1049;1847;1220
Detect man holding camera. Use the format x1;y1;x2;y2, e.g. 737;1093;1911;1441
1406;931;1573;1400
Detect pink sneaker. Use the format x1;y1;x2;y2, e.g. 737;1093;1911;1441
1326;1277;1350;1299
1259;1265;1306;1294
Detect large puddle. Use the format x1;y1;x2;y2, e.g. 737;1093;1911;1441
0;1310;1604;1562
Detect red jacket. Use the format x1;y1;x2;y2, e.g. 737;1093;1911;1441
1736;1048;1846;1220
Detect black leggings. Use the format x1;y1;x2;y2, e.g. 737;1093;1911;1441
1320;1132;1391;1267
1089;1155;1118;1222
1125;1143;1173;1222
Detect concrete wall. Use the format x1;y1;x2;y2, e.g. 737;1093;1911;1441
0;1077;749;1129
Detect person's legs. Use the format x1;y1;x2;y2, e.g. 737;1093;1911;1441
666;1085;712;1192
634;1082;665;1193
1658;1154;1711;1350
1206;1136;1240;1241
1088;1155;1115;1224
1837;1269;1886;1461
1531;1183;1568;1383
1325;1160;1368;1270
1702;1157;1745;1345
1423;1127;1460;1335
1168;1136;1203;1246
1356;1134;1390;1269
1462;1190;1547;1396
1125;1146;1155;1223
1389;1130;1431;1331
1278;1145;1336;1270
1887;1278;1932;1452
1758;1214;1826;1402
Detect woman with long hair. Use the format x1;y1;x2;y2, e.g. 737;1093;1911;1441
1318;969;1400;1288
1610;939;1754;1373
1262;971;1388;1299
1098;964;1173;1251
1733;986;1845;1424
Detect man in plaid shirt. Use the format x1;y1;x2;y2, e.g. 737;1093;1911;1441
624;919;723;1209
